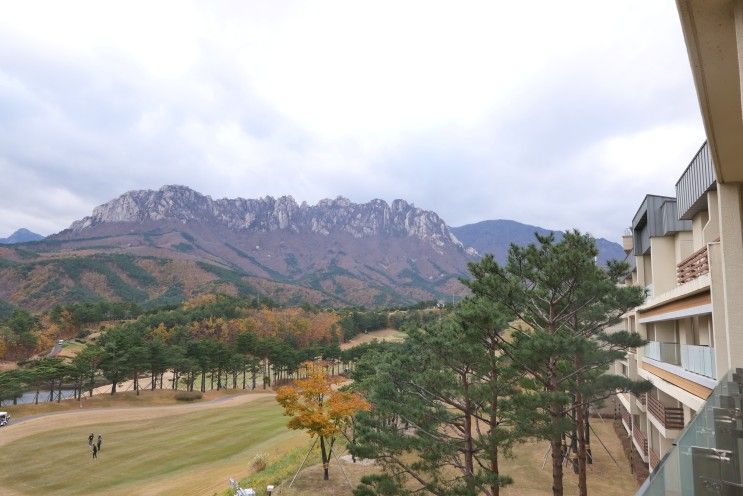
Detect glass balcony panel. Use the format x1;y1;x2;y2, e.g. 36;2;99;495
680;344;716;379
636;368;743;496
645;341;681;366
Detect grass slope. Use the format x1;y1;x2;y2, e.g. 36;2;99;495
230;419;637;496
0;395;306;496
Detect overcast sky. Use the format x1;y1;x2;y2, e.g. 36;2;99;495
0;1;705;240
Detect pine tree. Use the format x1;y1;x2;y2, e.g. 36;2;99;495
464;231;649;496
351;306;517;496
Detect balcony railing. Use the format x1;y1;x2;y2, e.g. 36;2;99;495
635;392;646;409
637;368;743;496
645;341;680;366
647;394;685;430
649;447;661;470
645;283;654;299
620;402;631;428
676;245;709;284
680;344;716;379
633;424;648;455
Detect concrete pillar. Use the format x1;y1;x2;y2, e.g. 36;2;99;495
718;182;743;371
709;241;728;376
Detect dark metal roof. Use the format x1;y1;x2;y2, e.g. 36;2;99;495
675;142;717;220
631;195;691;256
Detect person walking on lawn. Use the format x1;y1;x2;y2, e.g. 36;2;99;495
88;433;94;446
97;435;102;452
92;443;98;459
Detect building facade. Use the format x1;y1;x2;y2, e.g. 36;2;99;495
612;2;743;491
612;142;735;473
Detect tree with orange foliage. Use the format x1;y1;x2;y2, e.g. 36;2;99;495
276;363;370;481
58;308;76;336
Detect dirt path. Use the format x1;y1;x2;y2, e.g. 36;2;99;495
0;391;274;448
88;370;177;396
340;328;405;350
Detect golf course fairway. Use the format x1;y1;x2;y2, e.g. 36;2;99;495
0;393;307;496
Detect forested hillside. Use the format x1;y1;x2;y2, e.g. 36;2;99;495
0;293;446;407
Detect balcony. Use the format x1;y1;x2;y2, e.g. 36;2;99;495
645;341;680;366
647;394;684;430
636;368;743;495
645;340;716;380
680;344;716;379
648;447;660;470
633;424;648;455
620;402;631;430
635;392;647;411
676;245;709;285
645;283;654;299
675;141;716;221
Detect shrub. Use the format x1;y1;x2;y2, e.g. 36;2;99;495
252;453;268;472
174;391;203;402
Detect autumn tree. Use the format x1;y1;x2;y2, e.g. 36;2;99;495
276;364;370;480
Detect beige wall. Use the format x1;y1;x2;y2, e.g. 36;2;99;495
692;210;709;251
703;190;720;243
650;237;677;294
675;231;693;262
637;254;651;288
677;315;712;346
652;321;677;343
709;241;728;375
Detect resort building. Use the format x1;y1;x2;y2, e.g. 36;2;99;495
621;2;743;494
614;141;726;471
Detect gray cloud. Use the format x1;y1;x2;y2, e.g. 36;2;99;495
0;1;705;242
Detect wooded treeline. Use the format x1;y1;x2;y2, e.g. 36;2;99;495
0;292;439;362
0;294;436;404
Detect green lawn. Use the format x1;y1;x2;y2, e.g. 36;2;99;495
0;397;306;496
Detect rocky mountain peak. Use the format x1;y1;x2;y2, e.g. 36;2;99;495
68;186;465;251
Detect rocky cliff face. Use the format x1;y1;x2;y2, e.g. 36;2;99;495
70;185;464;251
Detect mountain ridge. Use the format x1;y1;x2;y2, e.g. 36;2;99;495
451;219;625;266
0;228;44;244
0;187;625;311
63;185;466;253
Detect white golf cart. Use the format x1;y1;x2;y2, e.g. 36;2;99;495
0;412;9;427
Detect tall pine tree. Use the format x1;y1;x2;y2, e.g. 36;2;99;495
352;303;518;496
464;231;649;496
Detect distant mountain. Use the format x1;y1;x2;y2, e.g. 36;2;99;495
67;185;465;251
451;219;625;266
0;228;44;244
0;186;473;311
0;188;626;312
